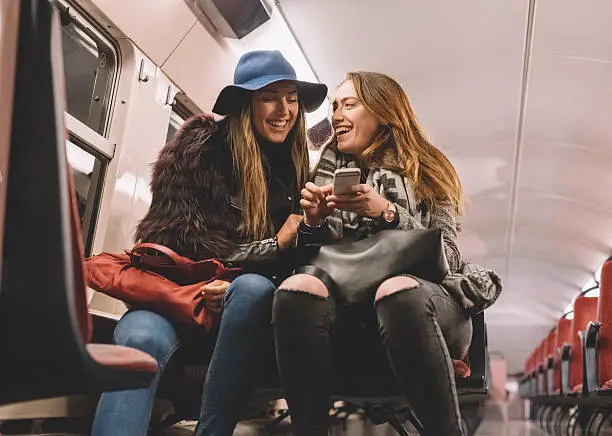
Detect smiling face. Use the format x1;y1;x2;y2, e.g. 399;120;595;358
251;81;299;143
332;80;382;155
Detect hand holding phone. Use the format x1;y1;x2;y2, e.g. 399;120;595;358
327;168;390;219
333;168;361;195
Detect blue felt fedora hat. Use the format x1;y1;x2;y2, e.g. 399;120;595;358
212;50;328;116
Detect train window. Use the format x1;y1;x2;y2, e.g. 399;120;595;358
66;138;107;256
51;0;118;255
166;102;192;143
595;264;603;284
584;287;600;298
56;1;118;136
581;278;598;293
166;110;186;144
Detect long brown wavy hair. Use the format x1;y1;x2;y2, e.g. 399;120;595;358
344;71;463;214
227;103;309;240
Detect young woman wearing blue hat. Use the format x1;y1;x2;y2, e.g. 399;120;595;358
91;50;327;436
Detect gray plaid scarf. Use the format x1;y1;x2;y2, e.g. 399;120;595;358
312;141;502;313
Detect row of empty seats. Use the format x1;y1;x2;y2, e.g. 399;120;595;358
519;259;612;435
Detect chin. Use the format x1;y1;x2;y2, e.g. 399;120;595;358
265;132;290;143
337;140;358;155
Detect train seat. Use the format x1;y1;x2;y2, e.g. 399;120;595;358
91;309;489;435
567;295;599;394
544;328;556;395
0;0;156;406
583;259;612;394
552;316;572;394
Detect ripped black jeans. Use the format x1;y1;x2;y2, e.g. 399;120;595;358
272;276;473;436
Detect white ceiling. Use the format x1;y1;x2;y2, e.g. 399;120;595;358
278;0;612;373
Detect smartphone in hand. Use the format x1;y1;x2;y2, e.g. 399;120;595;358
333;168;361;195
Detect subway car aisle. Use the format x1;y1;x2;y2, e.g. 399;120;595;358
475;419;547;436
160;416;545;436
0;416;548;436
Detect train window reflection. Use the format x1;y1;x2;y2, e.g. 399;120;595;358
595;264;603;284
581;278;598;293
166;100;194;143
166;109;186;144
584;287;600;298
58;3;117;136
66;138;107;255
52;0;116;255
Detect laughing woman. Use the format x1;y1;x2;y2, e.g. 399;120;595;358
273;72;501;436
91;50;327;436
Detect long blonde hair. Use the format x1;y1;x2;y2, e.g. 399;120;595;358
227;104;309;240
345;71;463;214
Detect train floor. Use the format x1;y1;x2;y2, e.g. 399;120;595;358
162;416;544;436
0;405;542;435
475;419;546;436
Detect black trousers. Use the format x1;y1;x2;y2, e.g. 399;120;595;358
272;276;473;436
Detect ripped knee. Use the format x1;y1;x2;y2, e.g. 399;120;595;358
375;276;420;302
278;274;329;298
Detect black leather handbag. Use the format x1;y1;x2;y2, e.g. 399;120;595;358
295;229;449;309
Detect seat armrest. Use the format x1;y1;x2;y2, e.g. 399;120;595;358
582;321;601;394
537;364;546;396
560;343;571;394
87;344;158;373
520;376;530;398
546;356;555;395
467;312;487;379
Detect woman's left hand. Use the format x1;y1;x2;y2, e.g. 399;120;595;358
201;280;231;313
326;184;389;218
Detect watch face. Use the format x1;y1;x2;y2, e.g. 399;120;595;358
383;207;395;223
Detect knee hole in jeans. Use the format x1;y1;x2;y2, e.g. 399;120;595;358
374;276;420;302
278;274;329;298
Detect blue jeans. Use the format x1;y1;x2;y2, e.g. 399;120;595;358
91;273;276;436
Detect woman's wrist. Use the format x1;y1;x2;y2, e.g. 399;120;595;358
303;215;324;227
372;196;391;218
299;219;326;234
275;235;290;251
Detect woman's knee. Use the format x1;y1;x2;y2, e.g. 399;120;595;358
225;273;275;309
273;275;334;330
278;274;329;298
374;276;420;302
114;311;180;364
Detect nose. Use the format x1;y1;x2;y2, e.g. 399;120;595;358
276;99;290;117
332;106;343;125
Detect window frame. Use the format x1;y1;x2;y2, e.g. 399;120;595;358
53;0;120;254
171;99;194;121
166;100;194;143
66;113;115;159
54;0;120;139
66;135;108;255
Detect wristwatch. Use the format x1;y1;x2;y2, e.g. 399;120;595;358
380;200;398;224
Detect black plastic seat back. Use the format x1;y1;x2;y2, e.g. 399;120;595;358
0;0;78;392
0;0;20;290
0;0;155;405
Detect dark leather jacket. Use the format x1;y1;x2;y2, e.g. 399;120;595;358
134;114;301;278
